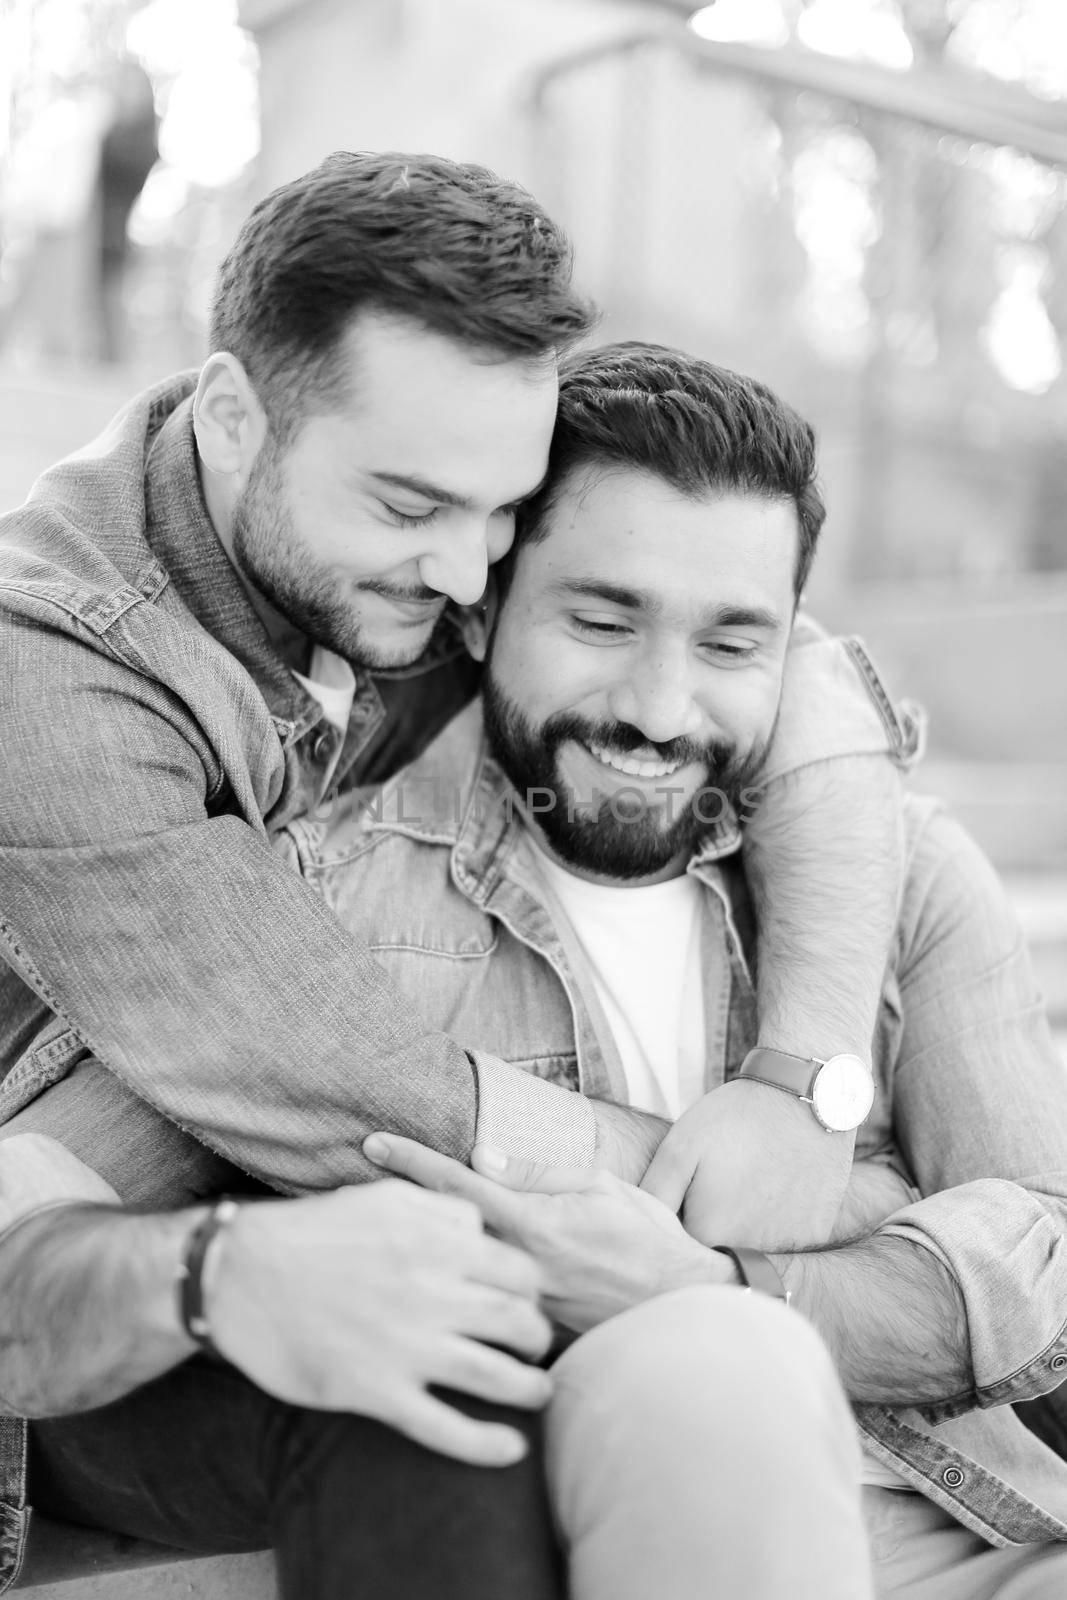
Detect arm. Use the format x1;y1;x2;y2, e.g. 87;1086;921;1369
642;625;921;1246
746;626;920;1059
0;622;597;1191
0;1135;551;1465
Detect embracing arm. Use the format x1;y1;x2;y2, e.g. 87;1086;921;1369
0;620;602;1191
746;626;918;1059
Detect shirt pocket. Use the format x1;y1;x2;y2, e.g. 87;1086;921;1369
0;1015;90;1122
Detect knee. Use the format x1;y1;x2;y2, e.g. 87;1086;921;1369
551;1286;853;1456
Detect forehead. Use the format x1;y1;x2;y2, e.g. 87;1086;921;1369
516;466;798;617
293;310;559;501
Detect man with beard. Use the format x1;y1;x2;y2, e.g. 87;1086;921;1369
284;343;1064;1598
0;154;914;1592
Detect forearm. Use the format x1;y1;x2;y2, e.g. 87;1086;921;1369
0;818;481;1193
771;1232;970;1405
745;755;903;1059
0;1205;198;1416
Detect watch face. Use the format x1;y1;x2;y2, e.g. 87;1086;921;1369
811;1054;875;1132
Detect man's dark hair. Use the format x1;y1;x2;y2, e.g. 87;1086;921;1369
209;150;595;438
510;342;825;598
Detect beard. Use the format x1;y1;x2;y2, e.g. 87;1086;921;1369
481;673;770;882
229;440;442;670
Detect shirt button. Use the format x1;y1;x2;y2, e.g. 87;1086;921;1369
311;730;333;763
941;1467;965;1489
352;702;373;722
1051;1354;1067;1373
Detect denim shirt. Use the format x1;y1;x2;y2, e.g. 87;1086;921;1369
284;700;1067;1548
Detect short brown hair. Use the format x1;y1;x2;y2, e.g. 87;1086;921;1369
210;150;596;437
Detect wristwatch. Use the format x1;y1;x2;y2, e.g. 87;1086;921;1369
738;1047;874;1133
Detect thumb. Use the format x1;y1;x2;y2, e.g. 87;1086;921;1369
472;1145;598;1196
638;1140;692;1212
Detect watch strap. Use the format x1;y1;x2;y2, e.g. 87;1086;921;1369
712;1245;791;1305
738;1046;821;1099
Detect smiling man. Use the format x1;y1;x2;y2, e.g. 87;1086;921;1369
480;476;793;884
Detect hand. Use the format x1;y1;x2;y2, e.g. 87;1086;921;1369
640;1079;854;1251
208;1180;552;1467
364;1133;729;1334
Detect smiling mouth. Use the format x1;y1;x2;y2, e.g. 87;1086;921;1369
584;741;686;781
379;593;445;617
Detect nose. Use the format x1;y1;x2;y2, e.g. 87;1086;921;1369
607;648;704;746
417;518;491;608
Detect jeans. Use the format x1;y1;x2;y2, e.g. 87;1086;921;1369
29;1356;562;1600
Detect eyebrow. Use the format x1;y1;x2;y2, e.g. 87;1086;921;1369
369;469;549;511
369;471;472;510
553;579;782;631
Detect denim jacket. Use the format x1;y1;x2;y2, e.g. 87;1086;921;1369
284;701;1067;1548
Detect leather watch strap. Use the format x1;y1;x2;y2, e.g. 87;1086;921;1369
738;1046;821;1098
712;1245;791;1305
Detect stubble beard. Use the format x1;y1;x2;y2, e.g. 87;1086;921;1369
229;443;437;671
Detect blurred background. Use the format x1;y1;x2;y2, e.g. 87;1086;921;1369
1;0;1065;1043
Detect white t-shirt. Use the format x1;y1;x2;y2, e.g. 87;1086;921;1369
530;835;910;1492
530;845;706;1120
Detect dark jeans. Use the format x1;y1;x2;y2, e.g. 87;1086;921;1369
29;1356;564;1600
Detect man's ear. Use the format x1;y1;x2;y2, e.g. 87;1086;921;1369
456;578;499;662
193;353;268;479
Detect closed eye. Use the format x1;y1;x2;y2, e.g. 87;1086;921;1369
570;616;633;638
384;504;440;529
703;640;758;662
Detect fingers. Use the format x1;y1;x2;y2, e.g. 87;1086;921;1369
385;1389;533;1468
363;1134;520;1229
638;1138;691;1211
457;1281;552;1360
471;1145;598;1196
467;1230;543;1301
435;1337;552;1413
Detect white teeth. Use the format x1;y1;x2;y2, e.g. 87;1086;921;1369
586;743;682;780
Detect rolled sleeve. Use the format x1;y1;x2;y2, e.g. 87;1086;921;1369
882;1182;1067;1414
470;1052;598;1167
761;621;925;786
